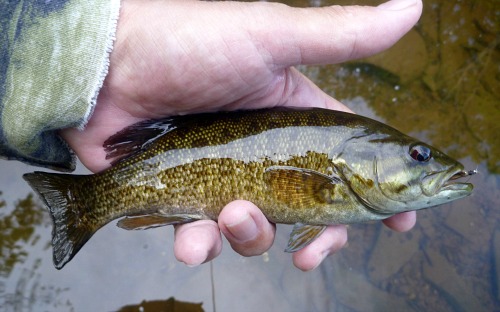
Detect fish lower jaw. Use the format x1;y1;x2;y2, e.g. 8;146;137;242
433;183;473;205
440;182;473;193
435;166;475;195
440;167;475;193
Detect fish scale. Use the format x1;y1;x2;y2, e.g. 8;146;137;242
23;107;474;269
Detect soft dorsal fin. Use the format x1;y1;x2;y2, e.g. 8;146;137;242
103;117;180;164
103;111;228;165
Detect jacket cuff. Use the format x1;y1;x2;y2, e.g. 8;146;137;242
0;0;121;171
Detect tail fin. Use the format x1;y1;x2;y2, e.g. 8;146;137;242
23;172;95;269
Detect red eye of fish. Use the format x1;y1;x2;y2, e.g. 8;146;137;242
410;145;431;162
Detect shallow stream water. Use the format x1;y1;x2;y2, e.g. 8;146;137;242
1;0;498;311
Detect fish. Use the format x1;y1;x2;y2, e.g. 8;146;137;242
23;107;475;269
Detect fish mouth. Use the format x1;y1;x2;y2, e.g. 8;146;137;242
439;168;476;193
422;166;475;196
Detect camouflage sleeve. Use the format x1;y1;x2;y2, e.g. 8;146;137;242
0;0;121;172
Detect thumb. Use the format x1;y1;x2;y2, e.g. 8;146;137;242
247;0;423;66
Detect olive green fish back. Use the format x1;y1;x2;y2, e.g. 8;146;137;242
103;108;380;166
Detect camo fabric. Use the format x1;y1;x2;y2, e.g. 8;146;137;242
0;0;120;171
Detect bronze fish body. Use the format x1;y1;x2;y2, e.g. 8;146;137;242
23;107;474;269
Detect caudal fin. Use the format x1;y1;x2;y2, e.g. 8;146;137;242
23;171;95;269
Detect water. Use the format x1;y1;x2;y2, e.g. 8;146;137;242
1;0;498;311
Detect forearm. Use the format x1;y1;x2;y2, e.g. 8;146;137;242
0;0;120;171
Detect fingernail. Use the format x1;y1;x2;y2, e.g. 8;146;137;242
226;213;258;242
180;250;207;268
378;0;417;11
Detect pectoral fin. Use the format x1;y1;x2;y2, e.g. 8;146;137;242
264;166;343;207
285;223;327;252
117;214;202;230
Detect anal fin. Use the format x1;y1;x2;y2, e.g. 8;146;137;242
117;214;201;230
285;223;327;252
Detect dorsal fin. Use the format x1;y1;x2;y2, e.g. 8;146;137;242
104;107;356;165
103;117;179;164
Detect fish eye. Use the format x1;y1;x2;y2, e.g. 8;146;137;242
409;145;432;162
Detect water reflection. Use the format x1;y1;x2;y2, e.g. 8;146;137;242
0;191;74;311
0;193;43;276
117;297;204;312
1;0;499;311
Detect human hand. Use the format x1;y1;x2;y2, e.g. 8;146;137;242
61;0;421;271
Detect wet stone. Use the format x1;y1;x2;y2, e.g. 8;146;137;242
422;249;484;311
329;256;413;311
493;227;500;303
367;227;420;283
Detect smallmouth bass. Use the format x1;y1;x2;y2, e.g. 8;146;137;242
23;107;475;269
